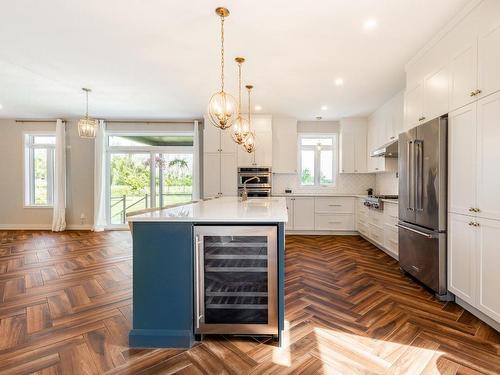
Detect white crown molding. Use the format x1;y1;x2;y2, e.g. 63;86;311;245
405;0;483;72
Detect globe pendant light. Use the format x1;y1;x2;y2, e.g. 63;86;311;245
231;57;250;144
207;7;237;130
78;88;98;139
242;85;256;153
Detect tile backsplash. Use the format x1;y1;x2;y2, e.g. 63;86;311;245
375;172;398;195
272;173;376;195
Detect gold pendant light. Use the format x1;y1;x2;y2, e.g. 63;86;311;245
231;57;250;144
78;88;97;139
207;7;237;130
242;84;256;153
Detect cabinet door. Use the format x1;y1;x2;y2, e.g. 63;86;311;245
203;153;221;198
404;83;424;129
237;144;255;166
423;65;450;121
220;153;237;196
204;122;221;153
354;132;367;173
285;198;294;230
254;130;273;166
448;213;477;305
340;132;355;173
448;104;477;216
450;43;478;111
477;91;500;221
476;217;500;322
478;24;500;99
272;118;297;173
220;127;237;153
292;198;315;230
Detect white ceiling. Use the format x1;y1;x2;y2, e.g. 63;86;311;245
0;0;470;120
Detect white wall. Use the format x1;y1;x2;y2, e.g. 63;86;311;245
0;119;94;229
273;120;376;195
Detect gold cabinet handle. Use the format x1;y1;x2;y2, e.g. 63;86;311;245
469;207;475;212
475;89;482;96
470;91;477;97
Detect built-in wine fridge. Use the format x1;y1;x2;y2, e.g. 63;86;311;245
194;226;278;336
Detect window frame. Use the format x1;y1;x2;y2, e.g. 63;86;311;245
297;133;337;188
23;132;56;208
105;131;195;227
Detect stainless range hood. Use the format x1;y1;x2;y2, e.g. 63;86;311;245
370;139;398;158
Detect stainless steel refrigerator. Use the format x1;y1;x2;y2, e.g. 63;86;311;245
398;115;451;299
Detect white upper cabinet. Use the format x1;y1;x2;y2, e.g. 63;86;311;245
478;24;500;99
237;115;272;167
404;82;424;129
423;64;450;121
450;43;478;111
448;103;477;216
339;118;367;174
272;117;297;174
476;90;500;221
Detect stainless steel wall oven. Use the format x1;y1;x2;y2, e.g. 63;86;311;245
194;226;278;335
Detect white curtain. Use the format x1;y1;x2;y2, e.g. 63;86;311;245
93;120;107;231
52;119;66;231
192;120;200;201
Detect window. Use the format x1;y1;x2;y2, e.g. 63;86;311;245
24;134;56;206
298;134;337;187
106;133;194;225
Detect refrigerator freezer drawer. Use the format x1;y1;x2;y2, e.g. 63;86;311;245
398;223;447;295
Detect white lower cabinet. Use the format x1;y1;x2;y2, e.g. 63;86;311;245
291;197;315;231
356;198;399;259
285;196;355;232
449;213;500;323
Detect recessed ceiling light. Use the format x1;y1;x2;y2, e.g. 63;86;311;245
254;105;262;111
335;78;344;86
321;105;328;111
363;19;377;30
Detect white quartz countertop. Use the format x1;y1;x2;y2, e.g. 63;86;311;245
127;197;288;223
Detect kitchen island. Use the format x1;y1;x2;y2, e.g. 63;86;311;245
127;197;288;349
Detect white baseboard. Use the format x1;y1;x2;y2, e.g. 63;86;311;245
0;224;93;231
456;297;500;333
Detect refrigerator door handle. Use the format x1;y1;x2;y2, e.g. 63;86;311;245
397;223;433;238
407;140;414;211
415;140;424;211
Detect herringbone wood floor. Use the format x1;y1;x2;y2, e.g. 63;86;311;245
0;231;498;374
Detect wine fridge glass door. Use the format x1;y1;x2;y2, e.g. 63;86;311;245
194;226;278;335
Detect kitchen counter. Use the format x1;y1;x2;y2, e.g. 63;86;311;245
128;197;288;223
273;192;365;197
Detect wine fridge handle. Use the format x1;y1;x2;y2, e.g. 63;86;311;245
195;235;202;329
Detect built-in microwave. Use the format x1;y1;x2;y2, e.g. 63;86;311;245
237;167;272;188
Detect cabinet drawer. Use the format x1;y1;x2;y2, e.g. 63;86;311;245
369;210;384;228
384;203;399;220
384;226;399;245
369;224;384;245
315;214;354;231
357;222;369;236
315;197;354;214
357;213;369;226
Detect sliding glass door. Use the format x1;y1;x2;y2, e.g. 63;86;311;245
107;134;194;226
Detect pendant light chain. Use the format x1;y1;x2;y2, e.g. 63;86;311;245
85;89;89;118
238;62;242;111
247;86;251;127
220;15;225;92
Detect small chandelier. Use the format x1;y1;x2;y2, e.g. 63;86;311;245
207;7;237;130
78;88;97;139
231;57;250;144
242;85;256;153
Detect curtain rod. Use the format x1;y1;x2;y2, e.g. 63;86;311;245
15;119;64;123
105;120;201;124
16;119;201;124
